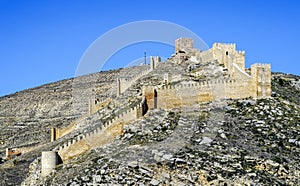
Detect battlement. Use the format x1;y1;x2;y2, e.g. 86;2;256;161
198;42;247;73
48;37;272;165
213;43;236;50
251;63;271;68
56;100;145;160
51;97;112;142
237;50;245;54
143;77;255;109
143;79;237;91
120;68;152;83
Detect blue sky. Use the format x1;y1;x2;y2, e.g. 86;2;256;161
0;0;299;96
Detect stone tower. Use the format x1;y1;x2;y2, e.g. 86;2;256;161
251;63;272;98
211;43;245;72
175;38;193;53
41;151;59;177
150;56;161;70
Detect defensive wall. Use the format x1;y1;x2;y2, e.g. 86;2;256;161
51;97;113;142
56;101;145;161
41;38;271;176
117;68;152;96
117;56;160;96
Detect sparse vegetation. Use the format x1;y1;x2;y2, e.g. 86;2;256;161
0;62;299;185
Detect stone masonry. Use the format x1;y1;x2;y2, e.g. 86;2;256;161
144;38;271;109
42;38;271;176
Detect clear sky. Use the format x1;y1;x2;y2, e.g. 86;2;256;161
0;0;299;96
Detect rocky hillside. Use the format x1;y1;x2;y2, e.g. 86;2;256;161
0;69;120;185
0;63;299;185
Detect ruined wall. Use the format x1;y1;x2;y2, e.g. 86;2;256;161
51;98;113;142
51;128;56;142
231;63;251;80
143;86;155;109
225;79;255;99
58;122;123;161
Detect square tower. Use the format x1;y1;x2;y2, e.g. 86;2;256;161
175;38;193;53
251;63;271;98
150;56;161;70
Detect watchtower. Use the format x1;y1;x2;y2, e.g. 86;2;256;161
175;38;193;53
251;63;271;98
41;151;59;177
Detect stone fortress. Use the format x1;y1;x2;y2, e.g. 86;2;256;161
143;38;271;110
24;38;272;176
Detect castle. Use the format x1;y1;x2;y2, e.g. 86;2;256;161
143;38;271;109
36;38;271;176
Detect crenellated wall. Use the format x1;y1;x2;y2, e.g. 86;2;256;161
57;101;144;161
51;98;112;142
173;38;271;100
49;38;272;165
194;42;246;75
143;76;264;110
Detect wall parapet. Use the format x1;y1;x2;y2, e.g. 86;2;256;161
56;100;144;153
53;38;272;162
52;97;112;142
150;79;237;91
